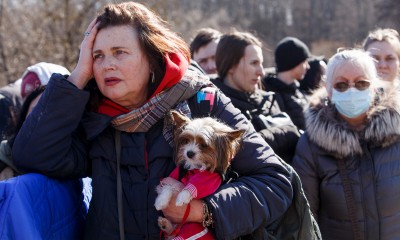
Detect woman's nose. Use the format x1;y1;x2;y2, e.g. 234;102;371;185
257;65;264;76
103;57;116;71
377;59;387;68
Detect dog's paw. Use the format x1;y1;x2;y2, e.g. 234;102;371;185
158;217;174;235
154;196;168;210
155;186;174;210
175;190;192;206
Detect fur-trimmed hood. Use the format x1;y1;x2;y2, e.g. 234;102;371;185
305;88;400;158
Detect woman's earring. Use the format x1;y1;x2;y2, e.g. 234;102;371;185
151;72;155;83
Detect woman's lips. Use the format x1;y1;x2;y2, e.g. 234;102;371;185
104;77;121;86
378;72;388;78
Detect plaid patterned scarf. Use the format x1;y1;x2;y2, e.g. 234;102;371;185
111;71;209;145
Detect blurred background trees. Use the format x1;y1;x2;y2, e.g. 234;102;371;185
0;0;398;86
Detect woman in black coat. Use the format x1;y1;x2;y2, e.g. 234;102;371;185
213;31;301;164
12;2;293;239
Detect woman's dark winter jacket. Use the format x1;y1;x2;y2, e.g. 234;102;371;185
263;73;309;130
212;79;301;164
12;73;293;240
292;88;400;240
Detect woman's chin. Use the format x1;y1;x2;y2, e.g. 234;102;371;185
378;73;390;81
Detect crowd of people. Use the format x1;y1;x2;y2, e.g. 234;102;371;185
0;1;400;239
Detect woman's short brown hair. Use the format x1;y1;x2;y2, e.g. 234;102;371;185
96;2;190;97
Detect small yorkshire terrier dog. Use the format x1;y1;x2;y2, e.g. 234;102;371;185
154;110;244;240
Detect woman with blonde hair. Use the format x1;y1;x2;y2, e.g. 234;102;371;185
363;28;400;85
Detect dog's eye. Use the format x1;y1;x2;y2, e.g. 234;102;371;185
179;138;189;145
200;143;208;149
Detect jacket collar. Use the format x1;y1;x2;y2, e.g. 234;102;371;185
211;78;275;112
264;74;299;93
212;78;251;101
81;112;113;140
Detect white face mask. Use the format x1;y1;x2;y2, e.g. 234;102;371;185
331;88;372;118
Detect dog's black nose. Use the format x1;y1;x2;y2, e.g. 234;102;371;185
187;150;195;158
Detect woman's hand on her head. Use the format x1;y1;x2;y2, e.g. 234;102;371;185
68;18;99;89
161;194;203;224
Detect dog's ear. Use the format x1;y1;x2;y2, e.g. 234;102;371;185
170;110;190;129
213;128;244;175
228;129;245;142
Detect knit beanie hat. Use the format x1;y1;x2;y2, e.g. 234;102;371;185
275;37;310;72
20;62;70;98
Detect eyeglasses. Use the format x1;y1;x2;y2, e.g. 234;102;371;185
333;80;371;92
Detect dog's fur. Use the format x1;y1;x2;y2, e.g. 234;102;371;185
154;110;244;237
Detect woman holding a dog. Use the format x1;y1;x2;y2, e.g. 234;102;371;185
12;2;294;239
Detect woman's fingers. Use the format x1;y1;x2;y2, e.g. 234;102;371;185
161;193;186;223
161;197;203;224
82;18;99;43
86;18;98;32
67;18;99;89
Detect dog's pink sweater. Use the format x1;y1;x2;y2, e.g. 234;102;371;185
168;167;221;240
169;167;222;198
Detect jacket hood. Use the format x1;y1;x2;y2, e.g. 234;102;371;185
22;62;70;85
151;52;189;98
21;62;70;98
305;88;400;158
